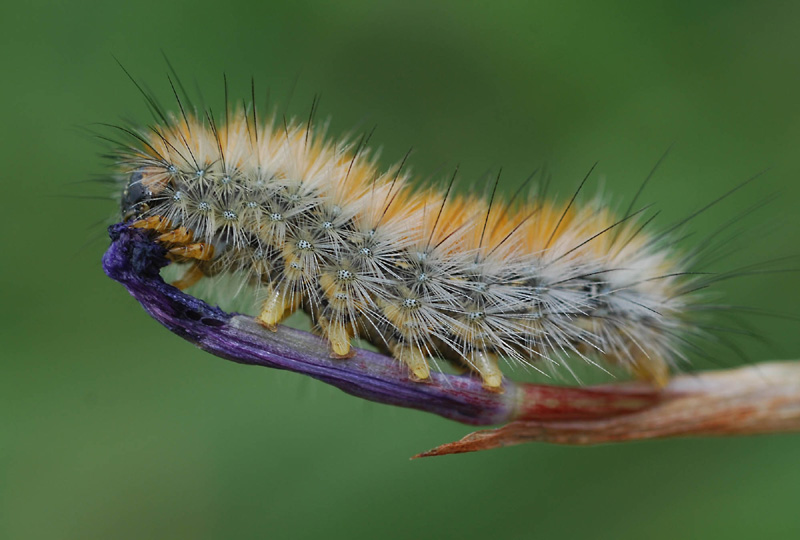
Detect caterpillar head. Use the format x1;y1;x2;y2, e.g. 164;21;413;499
121;167;172;221
121;170;152;221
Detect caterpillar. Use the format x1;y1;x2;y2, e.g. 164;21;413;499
109;75;738;391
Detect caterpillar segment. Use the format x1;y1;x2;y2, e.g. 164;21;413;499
116;110;690;390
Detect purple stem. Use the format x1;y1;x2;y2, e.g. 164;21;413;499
102;223;515;425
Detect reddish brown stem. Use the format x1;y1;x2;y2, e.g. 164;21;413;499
514;383;663;421
416;361;800;457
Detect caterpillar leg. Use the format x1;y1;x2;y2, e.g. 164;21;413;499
258;253;310;330
157;226;193;245
631;355;671;388
466;350;504;392
257;284;301;330
317;272;360;358
171;263;205;290
168;242;215;261
321;317;356;358
131;215;172;233
392;343;431;382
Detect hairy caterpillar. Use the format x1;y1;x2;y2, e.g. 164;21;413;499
108;74;744;391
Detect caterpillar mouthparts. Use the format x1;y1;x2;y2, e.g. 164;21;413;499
108;80;725;392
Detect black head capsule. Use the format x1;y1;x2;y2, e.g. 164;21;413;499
121;170;152;221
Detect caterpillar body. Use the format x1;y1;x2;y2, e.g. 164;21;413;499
113;87;710;391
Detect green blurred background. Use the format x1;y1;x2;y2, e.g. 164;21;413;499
2;1;800;538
